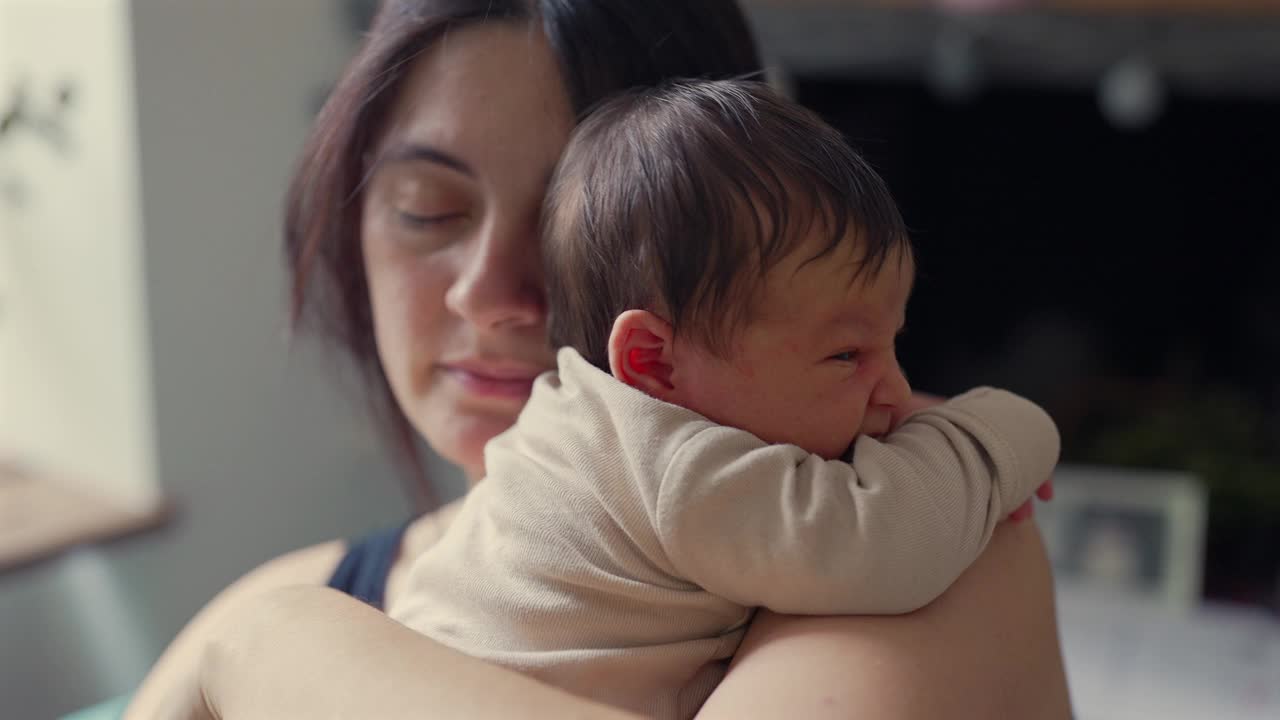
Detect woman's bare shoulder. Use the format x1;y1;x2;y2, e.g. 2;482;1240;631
228;497;465;615
125;540;345;717
243;540;349;590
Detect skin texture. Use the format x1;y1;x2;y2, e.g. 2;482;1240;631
609;242;914;459
128;23;1070;720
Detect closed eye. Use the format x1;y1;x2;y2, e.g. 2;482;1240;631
397;210;467;229
829;350;859;363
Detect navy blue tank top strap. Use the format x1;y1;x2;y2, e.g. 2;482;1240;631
326;519;413;611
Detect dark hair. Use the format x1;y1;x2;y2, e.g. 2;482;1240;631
543;79;910;370
283;1;760;502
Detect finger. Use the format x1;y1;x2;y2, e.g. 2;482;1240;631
1036;479;1055;502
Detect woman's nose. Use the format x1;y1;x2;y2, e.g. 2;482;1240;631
443;223;545;331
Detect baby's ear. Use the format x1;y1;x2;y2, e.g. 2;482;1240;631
608;310;675;398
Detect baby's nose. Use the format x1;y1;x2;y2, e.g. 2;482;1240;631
874;362;911;408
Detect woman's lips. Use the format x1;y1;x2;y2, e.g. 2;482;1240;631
439;362;543;399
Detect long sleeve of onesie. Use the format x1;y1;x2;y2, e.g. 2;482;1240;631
655;387;1059;615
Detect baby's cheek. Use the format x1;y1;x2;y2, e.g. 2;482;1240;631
834;384;873;432
818;423;860;461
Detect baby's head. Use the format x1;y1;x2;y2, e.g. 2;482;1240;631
544;79;914;459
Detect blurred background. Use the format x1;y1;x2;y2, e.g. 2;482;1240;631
2;0;1278;718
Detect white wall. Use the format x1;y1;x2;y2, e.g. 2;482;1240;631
1;2;462;717
0;0;157;510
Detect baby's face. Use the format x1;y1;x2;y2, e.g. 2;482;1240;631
669;241;914;460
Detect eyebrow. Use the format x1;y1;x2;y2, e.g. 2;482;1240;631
823;303;908;339
825;255;915;338
821;310;875;335
376;142;475;178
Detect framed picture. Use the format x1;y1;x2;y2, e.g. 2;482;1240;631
1036;464;1208;611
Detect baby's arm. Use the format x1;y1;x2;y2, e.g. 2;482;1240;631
898;391;1054;521
656;387;1058;615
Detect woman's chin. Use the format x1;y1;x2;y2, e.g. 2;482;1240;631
421;407;517;481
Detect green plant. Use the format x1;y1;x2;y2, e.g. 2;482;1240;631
1081;387;1280;514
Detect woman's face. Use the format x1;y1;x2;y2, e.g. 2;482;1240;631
361;23;574;482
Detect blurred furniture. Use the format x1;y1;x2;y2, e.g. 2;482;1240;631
1057;587;1280;720
1037;465;1207;611
0;459;164;572
1035;465;1274;719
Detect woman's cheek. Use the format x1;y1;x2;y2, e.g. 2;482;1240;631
362;249;428;387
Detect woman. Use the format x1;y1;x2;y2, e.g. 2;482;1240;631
127;1;1071;717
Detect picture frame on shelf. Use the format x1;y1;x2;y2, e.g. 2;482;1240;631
1037;464;1208;612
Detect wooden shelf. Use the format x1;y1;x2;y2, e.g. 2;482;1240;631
0;462;167;572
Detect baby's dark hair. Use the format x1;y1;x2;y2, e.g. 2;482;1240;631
543;79;910;369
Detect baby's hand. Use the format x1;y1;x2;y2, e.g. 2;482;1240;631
1008;478;1054;522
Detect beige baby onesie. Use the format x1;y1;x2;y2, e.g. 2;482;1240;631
391;347;1060;719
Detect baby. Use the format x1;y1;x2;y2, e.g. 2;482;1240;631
390;79;1059;719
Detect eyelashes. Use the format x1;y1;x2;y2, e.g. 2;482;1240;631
396;210;466;229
